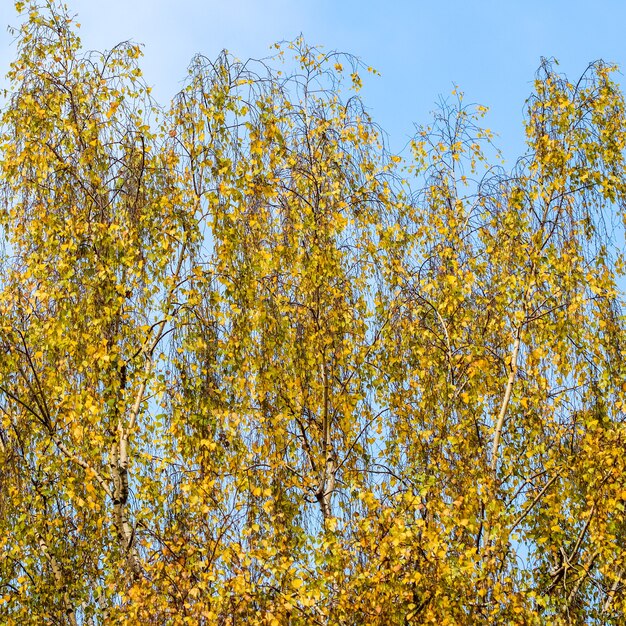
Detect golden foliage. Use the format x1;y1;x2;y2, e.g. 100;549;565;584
0;4;625;625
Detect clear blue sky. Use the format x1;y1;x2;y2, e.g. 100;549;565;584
1;1;626;162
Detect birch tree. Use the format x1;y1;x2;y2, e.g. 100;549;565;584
0;3;625;625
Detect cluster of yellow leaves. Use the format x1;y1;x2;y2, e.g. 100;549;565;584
0;4;625;626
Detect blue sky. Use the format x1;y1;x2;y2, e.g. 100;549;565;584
1;1;626;161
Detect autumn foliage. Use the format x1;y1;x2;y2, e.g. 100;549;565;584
1;3;626;625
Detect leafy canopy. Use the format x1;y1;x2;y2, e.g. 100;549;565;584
0;2;625;625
